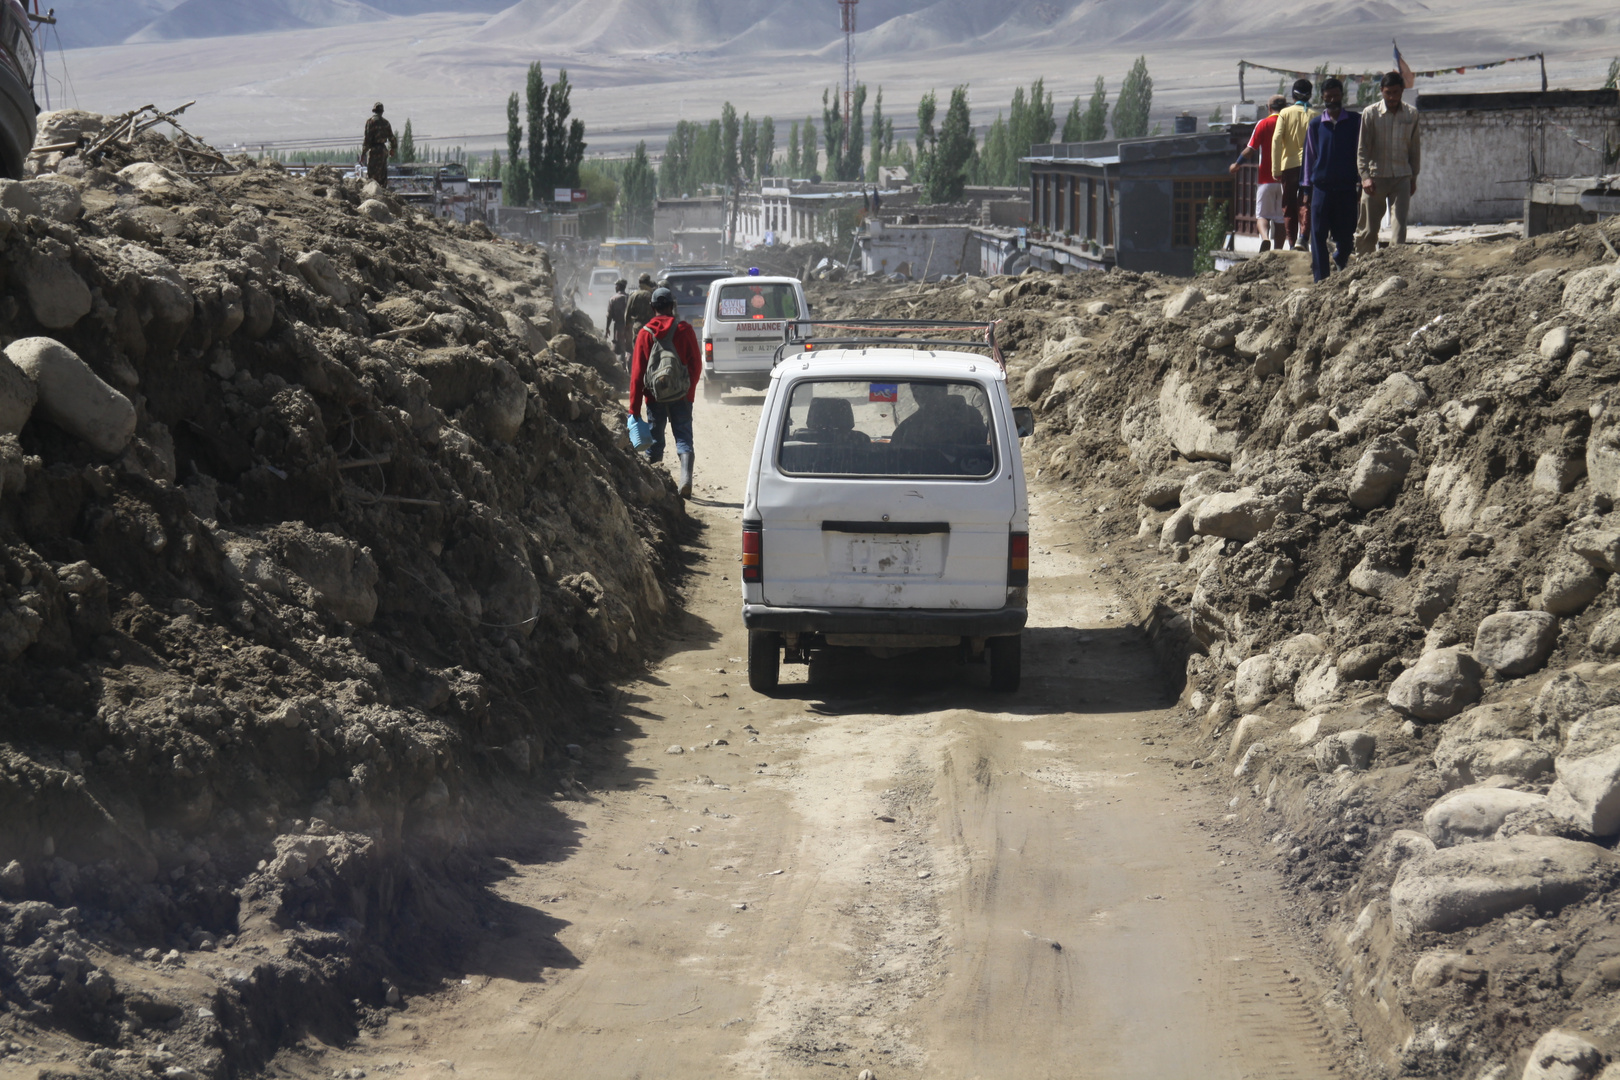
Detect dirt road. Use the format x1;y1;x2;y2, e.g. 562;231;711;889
296;393;1353;1080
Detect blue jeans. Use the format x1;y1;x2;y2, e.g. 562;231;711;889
644;399;693;463
1310;187;1359;282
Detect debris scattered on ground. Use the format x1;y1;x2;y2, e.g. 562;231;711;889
0;110;686;1076
810;219;1620;1080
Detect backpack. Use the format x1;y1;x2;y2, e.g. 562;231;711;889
643;324;690;403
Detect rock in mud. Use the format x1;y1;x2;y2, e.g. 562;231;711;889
1423;786;1546;847
1521;1029;1603;1080
1411;950;1487;989
1162;286;1203;319
1570;526;1620;573
1346;434;1416;510
1338;642;1393;680
1314;729;1375;773
358;199;394;224
1541;554;1605;617
1390;835;1620;935
21;179;81;223
0;350;36;435
25;251;91;329
1434;738;1554;791
3;337;135;455
1388;647;1483;721
1547;707;1620;837
297;250;353;305
1472;611;1559;677
1192;488;1276;541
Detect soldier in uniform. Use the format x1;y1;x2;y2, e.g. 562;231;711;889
605;278;630;369
363;103;397;188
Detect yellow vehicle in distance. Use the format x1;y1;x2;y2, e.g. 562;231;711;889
598;237;657;282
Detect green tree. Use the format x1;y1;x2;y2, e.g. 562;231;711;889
720;102;740;184
1061;96;1084;142
577;161;618;212
620;140;657;233
841;83;867;182
1604;57;1619;89
504;92;529;205
1008;77;1054;183
1193;197;1229;274
740;113;757;180
980;113;1010;184
563;118;586;189
867;88;885;181
542;70;577;198
802;116;817;176
486;148;501;181
821;89;842;180
525;62;547;202
924;85;974;203
400;118;416;163
1079;76;1108;141
1113;56;1153;138
758;116;776;177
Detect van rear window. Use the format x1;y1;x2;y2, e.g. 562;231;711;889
776;379;996;479
716;283;800;321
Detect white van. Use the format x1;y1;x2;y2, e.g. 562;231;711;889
740;329;1034;694
701;275;808;401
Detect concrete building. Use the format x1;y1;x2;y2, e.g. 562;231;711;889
653;196;726;246
1024;130;1246;276
1413;90;1620;226
1526;175;1620;236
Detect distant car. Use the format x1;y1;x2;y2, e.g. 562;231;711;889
659;264;733;333
700;275;809;402
585;266;620;307
0;0;37;180
739;327;1036;693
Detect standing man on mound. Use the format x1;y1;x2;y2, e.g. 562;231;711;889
363;103;397;189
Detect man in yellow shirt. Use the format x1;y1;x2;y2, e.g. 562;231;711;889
1269;79;1315;250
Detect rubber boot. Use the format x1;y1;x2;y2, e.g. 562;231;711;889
677;452;694;499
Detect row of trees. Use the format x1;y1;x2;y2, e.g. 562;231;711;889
501;62;587;206
657;107;779;196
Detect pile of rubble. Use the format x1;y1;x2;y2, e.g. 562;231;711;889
811;224;1620;1080
0;110;684;1075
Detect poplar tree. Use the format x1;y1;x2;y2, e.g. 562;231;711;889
720;102;740;184
400;119;416;163
786;121;800;176
802;116;817;176
758;116;776;177
740;113;757;181
1113;57;1153;138
525;62;546;200
504;92;529;205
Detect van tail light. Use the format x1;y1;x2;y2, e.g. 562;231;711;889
704;339;714;359
742;522;763;583
1008;532;1029;587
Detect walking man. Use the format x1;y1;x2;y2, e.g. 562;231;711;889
625;272;656;342
1302;78;1362;282
1355;70;1421;254
1270;79;1315;250
1231;94;1288;250
363;103;397;188
629;287;702;498
605;278;630;370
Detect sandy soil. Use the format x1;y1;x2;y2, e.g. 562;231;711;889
278;389;1359;1079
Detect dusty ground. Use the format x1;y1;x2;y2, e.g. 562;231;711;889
273;390;1363;1080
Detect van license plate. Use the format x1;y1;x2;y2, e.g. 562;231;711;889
847;537;930;575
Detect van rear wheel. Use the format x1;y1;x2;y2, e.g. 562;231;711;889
988;634;1021;693
748;630;781;693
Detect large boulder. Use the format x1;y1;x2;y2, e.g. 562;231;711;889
1234;654;1277;712
121;244;195;329
1434;738;1554;791
1314;729;1376;773
1423;786;1547;847
1162;286;1204;319
296;250;354;306
1570;526;1620;573
1346;434;1415;510
3;338;135;455
20;179;81;224
25;250;92;329
1541;553;1605;617
1192;488;1277;541
1562;264;1620;318
1390;835;1620;935
1348;372;1429;432
1547;706;1620;837
1388;647;1483;721
1521;1029;1604;1080
1589;402;1620;500
1472;611;1559;677
1159;371;1237;462
0;351;35;436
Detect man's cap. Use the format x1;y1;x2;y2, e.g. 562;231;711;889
1291;79;1313;99
638;272;654;286
651;287;674;308
373;102;385;113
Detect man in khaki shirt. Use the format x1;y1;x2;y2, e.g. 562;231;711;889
1270;78;1315;249
1355;70;1421;253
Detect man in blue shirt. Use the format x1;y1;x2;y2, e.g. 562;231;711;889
1301;78;1362;282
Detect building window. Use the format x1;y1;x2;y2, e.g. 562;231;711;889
1172;178;1234;248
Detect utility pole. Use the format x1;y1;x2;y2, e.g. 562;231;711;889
839;0;858;164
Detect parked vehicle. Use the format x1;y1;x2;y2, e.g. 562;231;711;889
597;237;657;282
658;264;733;333
700;275;808;401
740;321;1035;694
0;0;36;181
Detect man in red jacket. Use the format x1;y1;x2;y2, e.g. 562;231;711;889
629;287;703;497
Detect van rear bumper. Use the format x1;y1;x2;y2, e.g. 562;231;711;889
743;603;1026;638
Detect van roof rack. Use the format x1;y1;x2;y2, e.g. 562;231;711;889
774;319;1006;370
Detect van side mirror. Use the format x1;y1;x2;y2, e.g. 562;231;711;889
1013;407;1035;439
